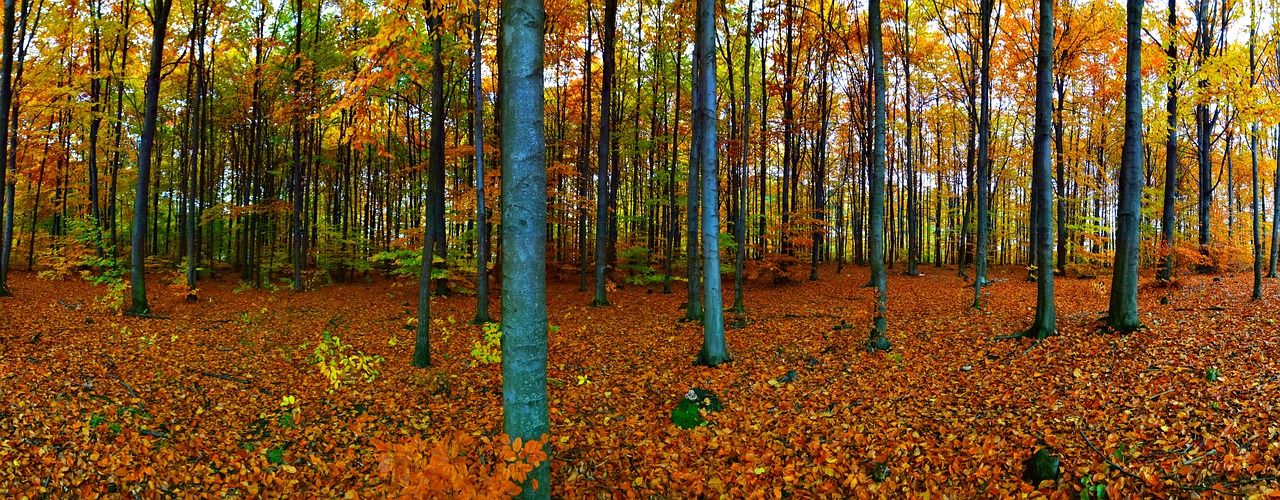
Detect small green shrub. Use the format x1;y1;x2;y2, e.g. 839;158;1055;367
470;323;502;366
310;331;384;390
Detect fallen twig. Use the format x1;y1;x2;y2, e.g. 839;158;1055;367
200;371;251;385
1148;389;1175;401
1078;426;1142;480
124;312;171;320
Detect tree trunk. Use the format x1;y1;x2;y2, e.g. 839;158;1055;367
592;0;615;307
731;0;752;314
1106;0;1143;331
694;0;729;366
471;8;492;324
1158;0;1178;282
1023;0;1056;339
685;36;703;322
865;0;891;352
973;0;994;308
128;0;172;314
499;0;550;493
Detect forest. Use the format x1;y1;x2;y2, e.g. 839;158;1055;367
0;0;1279;496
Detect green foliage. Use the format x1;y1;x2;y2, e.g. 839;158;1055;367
670;398;707;429
1079;475;1106;499
620;247;676;285
469;322;502;366
266;444;286;465
314;221;374;275
310;331;384;391
1205;367;1220;382
97;280;128;315
370;248;447;279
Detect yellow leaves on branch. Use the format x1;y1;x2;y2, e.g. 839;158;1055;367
373;432;548;499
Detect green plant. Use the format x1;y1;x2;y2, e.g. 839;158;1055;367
470;323;502;366
1079;475;1106;499
370;248;447;279
266;444;285;465
96;280;128;314
311;331;384;390
670;398;707;429
1205;367;1220;382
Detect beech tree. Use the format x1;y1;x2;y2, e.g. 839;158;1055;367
1106;0;1143;332
127;0;173;315
500;0;551;495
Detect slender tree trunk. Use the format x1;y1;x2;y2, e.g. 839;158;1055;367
902;0;918;277
694;0;729;366
731;0;752;313
414;10;447;369
127;0;172;314
1159;0;1179;282
865;0;890;351
1248;14;1261;299
290;0;305;291
1023;0;1056;339
429;18;449;297
578;4;592;292
685;36;703;321
1107;0;1144;331
973;0;994;308
471;8;492;324
592;0;616;307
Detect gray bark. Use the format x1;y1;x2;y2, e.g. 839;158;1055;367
500;0;551;494
1023;0;1056;339
128;0;172;314
1107;0;1144;331
865;0;890;351
694;0;729;366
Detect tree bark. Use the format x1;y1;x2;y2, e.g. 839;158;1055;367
694;0;729;366
865;0;890;352
1107;0;1144;331
127;0;172;314
500;0;551;493
1023;0;1057;339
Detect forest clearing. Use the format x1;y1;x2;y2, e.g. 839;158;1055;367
2;266;1278;498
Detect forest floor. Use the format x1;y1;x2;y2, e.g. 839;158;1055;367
2;264;1279;499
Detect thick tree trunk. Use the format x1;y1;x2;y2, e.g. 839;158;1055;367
499;0;551;493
